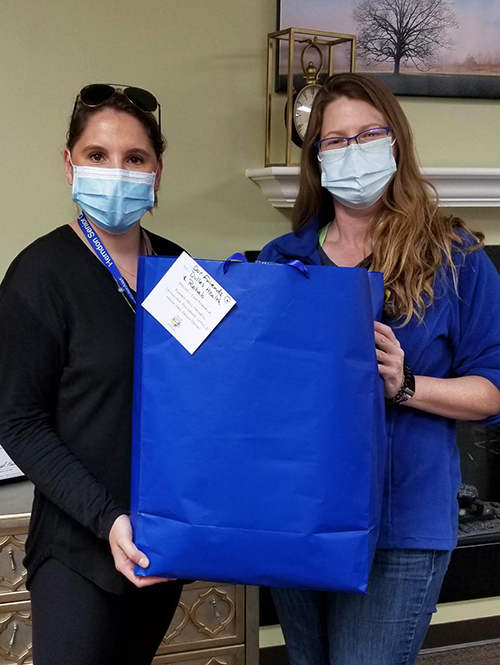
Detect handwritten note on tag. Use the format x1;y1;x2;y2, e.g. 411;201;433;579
0;446;24;481
141;252;236;354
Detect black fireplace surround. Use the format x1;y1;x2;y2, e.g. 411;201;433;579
440;245;500;603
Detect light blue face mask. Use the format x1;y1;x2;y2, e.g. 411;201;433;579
319;137;396;210
71;163;156;235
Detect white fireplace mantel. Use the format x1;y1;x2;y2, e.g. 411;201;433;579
245;167;500;209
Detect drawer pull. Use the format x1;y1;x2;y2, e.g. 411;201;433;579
211;597;221;619
8;547;17;573
9;623;18;649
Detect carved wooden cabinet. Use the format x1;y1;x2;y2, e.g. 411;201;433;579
0;514;31;665
0;511;259;665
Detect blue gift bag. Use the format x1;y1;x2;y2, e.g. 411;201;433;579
131;257;387;592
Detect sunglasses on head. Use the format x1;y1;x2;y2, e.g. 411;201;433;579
71;84;161;134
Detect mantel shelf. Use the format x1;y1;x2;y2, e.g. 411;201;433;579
245;167;500;209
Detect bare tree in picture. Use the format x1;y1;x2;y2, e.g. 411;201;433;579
353;0;458;75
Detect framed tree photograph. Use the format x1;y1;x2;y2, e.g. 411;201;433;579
278;0;500;98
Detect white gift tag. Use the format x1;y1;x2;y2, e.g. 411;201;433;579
141;252;237;355
0;446;24;481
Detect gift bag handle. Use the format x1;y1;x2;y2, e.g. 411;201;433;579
223;254;310;279
222;253;248;274
286;260;310;279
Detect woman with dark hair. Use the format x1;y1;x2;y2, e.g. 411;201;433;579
0;84;184;665
259;73;500;665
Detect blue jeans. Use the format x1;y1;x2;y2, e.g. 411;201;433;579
271;548;452;665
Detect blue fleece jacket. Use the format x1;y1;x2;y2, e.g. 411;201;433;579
258;220;500;550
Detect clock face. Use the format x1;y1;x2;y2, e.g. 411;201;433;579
293;84;322;141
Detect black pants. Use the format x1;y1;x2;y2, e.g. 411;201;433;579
30;557;183;665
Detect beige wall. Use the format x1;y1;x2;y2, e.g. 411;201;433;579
1;0;500;278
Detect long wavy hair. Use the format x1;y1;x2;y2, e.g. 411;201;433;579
295;73;484;324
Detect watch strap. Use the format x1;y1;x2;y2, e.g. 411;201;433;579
387;364;415;405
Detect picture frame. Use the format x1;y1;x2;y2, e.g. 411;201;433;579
278;0;500;98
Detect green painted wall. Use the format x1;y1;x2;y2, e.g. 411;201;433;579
1;0;499;277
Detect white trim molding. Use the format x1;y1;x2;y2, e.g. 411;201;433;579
246;167;500;209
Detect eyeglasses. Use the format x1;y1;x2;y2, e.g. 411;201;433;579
71;84;161;134
315;126;393;160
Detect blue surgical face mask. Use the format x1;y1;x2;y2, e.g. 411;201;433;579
319;137;396;210
70;161;156;235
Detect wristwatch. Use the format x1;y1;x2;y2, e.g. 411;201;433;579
388;365;415;405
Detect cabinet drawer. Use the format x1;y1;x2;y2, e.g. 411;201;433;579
158;583;245;654
0;535;28;602
0;517;29;605
153;644;244;665
0;600;32;665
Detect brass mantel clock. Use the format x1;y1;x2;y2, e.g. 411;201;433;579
265;27;356;167
288;42;324;147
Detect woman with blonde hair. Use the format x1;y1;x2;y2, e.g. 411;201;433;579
258;73;500;665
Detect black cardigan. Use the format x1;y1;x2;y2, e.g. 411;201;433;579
0;225;183;594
